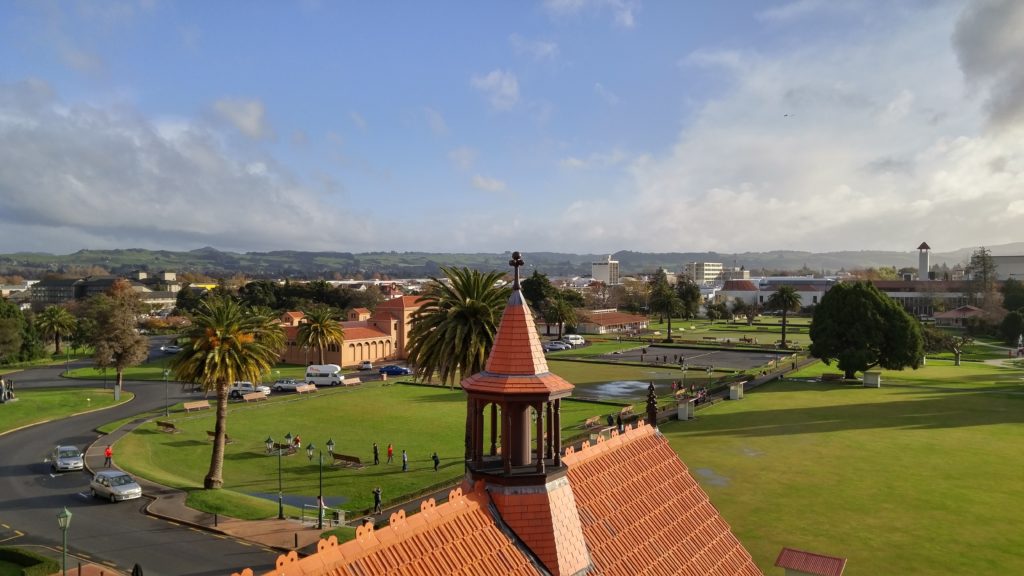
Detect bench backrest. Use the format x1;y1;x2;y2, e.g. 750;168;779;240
342;377;361;385
334;454;361;464
296;384;317;393
183;400;210;411
243;391;267;401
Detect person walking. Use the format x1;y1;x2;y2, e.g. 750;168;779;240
432;451;440;472
373;442;380;465
386;443;394;464
401;449;408;472
103;445;113;467
372;487;382;515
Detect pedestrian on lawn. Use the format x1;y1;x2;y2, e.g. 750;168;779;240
373;442;380;465
387;443;394;464
104;445;113;467
372;487;382;514
401;449;408;472
432;451;440;472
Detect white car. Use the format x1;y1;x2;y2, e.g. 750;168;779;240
544;341;572;352
229;381;271;399
160;344;183;354
271;379;302;392
358;361;374;370
50;445;84;473
90;470;143;502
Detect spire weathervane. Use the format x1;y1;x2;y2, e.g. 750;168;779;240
509;251;524;290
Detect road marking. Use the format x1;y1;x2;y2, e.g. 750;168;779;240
102;560;118;567
1;523;9;529
77;492;90;499
166;521;182;527
79;553;92;559
236;540;253;547
0;530;24;543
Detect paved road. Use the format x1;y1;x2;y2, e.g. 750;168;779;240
0;344;278;576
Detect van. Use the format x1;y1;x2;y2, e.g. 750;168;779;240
305;364;343;387
563;334;585;347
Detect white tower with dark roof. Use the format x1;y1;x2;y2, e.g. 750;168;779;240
918;242;931;280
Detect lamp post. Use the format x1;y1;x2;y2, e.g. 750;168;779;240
57;506;72;576
266;436;285;520
65;349;70;375
163;369;170;417
680;362;688;391
307;439;334;530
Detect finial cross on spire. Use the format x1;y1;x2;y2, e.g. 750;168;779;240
509;251;524;290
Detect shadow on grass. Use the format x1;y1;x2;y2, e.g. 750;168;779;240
681;385;1024;439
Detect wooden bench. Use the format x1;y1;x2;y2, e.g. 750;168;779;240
332;453;364;468
295;384;317;394
207;430;234;444
702;336;718;341
619;405;634;418
242;391;267;402
267;442;297;456
155;420;179;434
342;377;361;386
582;416;601;429
821;373;844;381
183;400;210;413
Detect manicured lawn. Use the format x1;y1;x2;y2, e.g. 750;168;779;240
644;317;813;347
66;361;311;383
116;382;605;518
0;388;130;434
547;359;721;393
663;360;1024;575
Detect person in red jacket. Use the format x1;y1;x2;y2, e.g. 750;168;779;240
104;445;113;467
386;443;394;464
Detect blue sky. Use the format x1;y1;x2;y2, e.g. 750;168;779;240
1;0;1022;255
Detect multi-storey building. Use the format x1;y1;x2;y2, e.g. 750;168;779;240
591;255;620;285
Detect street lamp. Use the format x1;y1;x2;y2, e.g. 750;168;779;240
306;441;327;529
163;369;170;417
266;436;285;520
680;362;688;391
57;506;72;576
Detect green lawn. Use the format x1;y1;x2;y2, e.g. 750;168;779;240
0;388;130;434
663;360;1024;575
116;382;605;518
65;361;311;383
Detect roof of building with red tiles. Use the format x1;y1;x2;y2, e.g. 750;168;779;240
376;295;426;310
284;325;390;342
352;307;370;314
774;547;846;576
932;304;984;318
722;280;759;292
461;290;574;396
235;484;541;576
283;311;304;319
577;310;649;327
563;423;762;576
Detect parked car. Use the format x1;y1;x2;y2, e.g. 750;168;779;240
563;334;586;347
305;364;343;387
90;470;142;502
271;379;302;392
49;445;84;473
358;360;374;370
228;381;272;399
379;365;413;376
544;341;572;352
160;344;182;354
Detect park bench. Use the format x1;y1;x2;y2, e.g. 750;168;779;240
342;377;361;386
619;405;634;418
267;442;297;456
332;453;364;468
582;416;602;429
155;420;179;434
702;336;718;341
821;373;844;381
295;384;317;394
207;430;234;443
183;400;210;413
242;391;267;402
739;336;756;344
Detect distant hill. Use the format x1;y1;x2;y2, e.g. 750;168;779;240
1;243;1021;279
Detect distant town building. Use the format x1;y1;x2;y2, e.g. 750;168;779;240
918;242;931;280
30;274;179;311
683;261;724;285
591;255;620;285
992;255;1024;281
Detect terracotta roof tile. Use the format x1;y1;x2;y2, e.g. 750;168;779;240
283;325;389;341
377;295;426;310
577;310;649;327
722;280;759;292
563;423;762;576
774;547;847;576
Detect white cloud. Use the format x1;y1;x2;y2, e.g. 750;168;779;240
559;149;627;170
543;0;638;28
471;70;520;110
757;0;828;23
213;98;271;139
509;34;559;60
350;111;367;130
472;175;506;192
594;82;620;105
423;107;447;134
60;47;105;75
0;81;372;252
448;147;477;170
952;0;1024;128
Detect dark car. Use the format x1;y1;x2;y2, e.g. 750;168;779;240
378;365;413;376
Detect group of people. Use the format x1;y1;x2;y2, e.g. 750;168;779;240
371;442;441;473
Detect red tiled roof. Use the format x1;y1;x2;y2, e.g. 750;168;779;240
933;305;984;319
283;311;304;319
563;423;762;576
377;295;426;310
235;484;539;576
462;290;574;396
352;307;370;314
775;547;847;576
577;310;648;327
722;280;759;292
284;325;389;341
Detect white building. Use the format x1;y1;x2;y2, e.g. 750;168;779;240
683;262;724;285
591;255;620;285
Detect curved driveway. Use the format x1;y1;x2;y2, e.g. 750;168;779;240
0;349;277;575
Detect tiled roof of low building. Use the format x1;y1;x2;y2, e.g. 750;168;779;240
722;280;759;292
564;424;762;576
377;295;426;310
283;325;389;341
933;305;985;319
774;547;847;576
577;310;648;327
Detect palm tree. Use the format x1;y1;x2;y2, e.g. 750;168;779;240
406;267;510;388
766;286;802;349
543;292;577;339
169;297;283;489
36;305;77;356
296;305;345;365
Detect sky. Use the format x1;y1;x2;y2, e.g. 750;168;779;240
1;0;1022;256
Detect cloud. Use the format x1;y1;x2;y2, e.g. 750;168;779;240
509;34;559;60
594;82;619;105
471;70;520;110
350;111;367;130
213;98;271;139
953;0;1024;128
472;175;506;192
60;46;105;75
757;0;828;23
423;107;447;134
543;0;638;28
448;147;477;170
559;149;627;170
0;80;372;253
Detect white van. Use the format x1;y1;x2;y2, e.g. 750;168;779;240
305;364;343;387
563;334;585;347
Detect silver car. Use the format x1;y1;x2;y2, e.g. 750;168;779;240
50;445;84;473
90;470;143;502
